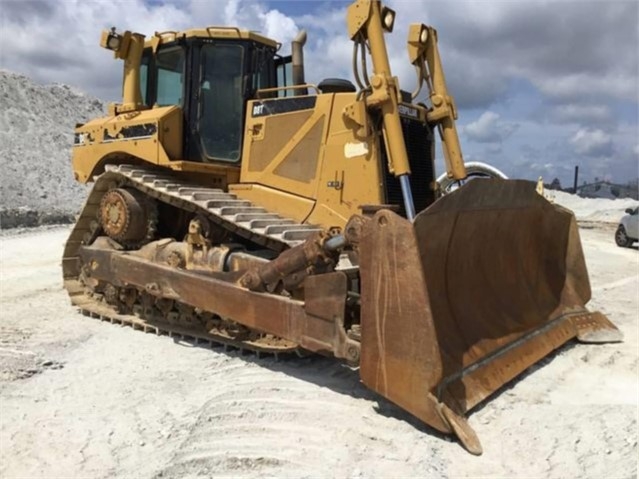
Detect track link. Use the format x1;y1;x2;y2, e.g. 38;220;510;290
106;164;322;250
62;164;323;356
69;284;297;358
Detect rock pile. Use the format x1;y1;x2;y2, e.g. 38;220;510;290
0;70;105;228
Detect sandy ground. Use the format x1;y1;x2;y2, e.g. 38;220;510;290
0;225;637;479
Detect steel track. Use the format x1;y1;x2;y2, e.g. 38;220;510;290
62;164;325;356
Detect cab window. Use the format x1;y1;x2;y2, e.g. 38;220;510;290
139;50;150;105
198;44;245;162
156;47;185;106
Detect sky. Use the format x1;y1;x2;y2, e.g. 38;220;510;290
1;0;637;187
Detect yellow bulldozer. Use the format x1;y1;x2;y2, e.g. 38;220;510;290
63;0;621;454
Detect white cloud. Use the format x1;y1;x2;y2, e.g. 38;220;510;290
1;0;194;101
534;73;637;103
415;0;638;104
0;0;637;184
0;0;305;101
2;0;636;110
570;128;614;158
261;9;298;43
552;104;612;126
464;111;519;143
220;1;299;47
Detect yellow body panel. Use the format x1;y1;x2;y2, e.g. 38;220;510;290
238;92;387;229
73;106;181;182
72;104;242;187
241;102;328;199
308;93;384;227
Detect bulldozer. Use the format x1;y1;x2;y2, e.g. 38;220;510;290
63;0;622;454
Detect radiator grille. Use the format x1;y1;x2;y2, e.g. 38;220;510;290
381;117;436;216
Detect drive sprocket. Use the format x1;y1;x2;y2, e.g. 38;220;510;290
99;187;156;247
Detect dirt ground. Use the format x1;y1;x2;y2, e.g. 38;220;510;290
0;224;637;479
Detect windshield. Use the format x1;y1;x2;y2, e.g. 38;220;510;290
199;44;245;162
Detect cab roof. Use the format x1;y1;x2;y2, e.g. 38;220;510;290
145;27;279;49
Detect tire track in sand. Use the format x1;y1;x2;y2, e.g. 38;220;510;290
155;356;445;478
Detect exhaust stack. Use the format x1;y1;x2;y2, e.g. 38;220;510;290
292;30;307;96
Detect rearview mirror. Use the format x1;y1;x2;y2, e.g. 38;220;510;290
625;208;636;215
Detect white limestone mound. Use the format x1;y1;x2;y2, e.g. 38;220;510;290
551;190;638;224
0;70;105;228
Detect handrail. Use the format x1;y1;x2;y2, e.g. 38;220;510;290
256;84;320;98
205;26;243;37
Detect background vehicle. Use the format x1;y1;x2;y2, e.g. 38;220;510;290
63;0;621;454
616;207;639;247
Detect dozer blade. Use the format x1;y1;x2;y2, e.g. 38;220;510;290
358;179;622;454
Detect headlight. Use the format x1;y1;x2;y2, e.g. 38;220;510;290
107;33;122;50
381;6;395;32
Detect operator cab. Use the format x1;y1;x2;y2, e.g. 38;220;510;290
138;29;287;164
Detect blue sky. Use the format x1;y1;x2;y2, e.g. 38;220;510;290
2;0;637;187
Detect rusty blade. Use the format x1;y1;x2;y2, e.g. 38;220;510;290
358;179;621;454
358;206;484;454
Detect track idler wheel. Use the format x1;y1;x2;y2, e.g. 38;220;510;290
99;188;155;247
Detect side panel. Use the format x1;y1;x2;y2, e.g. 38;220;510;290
239;93;386;229
309;93;385;227
241;96;327;200
72;106;239;187
72;106;182;182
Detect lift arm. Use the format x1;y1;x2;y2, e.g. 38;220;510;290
345;0;417;219
407;24;466;180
